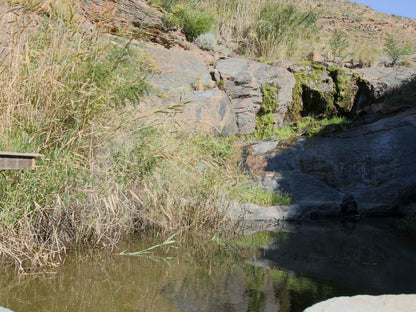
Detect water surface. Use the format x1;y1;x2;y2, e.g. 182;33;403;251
1;219;415;312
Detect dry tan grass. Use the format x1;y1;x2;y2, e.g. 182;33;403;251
0;3;243;272
204;0;415;62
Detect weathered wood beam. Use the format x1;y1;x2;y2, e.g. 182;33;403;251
0;152;44;170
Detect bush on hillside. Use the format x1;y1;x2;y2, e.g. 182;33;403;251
169;5;214;41
384;34;412;65
254;2;318;57
329;29;349;58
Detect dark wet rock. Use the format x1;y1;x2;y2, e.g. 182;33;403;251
304;295;416;312
243;112;416;218
262;171;344;216
340;194;358;215
215;58;296;134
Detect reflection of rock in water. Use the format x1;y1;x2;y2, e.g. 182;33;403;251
223;270;249;312
262;220;416;294
262;276;280;312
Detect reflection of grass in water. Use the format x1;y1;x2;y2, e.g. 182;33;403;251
227;231;287;250
0;234;336;312
223;231;289;261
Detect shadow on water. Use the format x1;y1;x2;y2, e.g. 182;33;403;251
261;219;416;295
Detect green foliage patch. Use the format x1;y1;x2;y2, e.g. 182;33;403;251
254;83;279;139
162;0;214;41
384;34;413;65
254;2;318;57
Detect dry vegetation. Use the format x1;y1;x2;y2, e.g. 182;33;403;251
0;1;249;272
189;0;415;63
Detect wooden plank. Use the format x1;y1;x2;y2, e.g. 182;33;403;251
0;151;44;170
0;151;43;158
0;157;35;170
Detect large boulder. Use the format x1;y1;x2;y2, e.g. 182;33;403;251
304;295;416;312
215;58;296;134
143;44;238;135
243;111;416;218
179;89;238;135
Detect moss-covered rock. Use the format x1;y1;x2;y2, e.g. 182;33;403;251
254;82;279;138
287;63;336;119
287;63;360;120
328;66;359;115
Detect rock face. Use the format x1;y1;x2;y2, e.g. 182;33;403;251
215;58;296;134
287;63;416;121
304;295;416;312
243;110;416;218
81;0;186;47
143;51;298;135
353;67;416;115
143;44;238;135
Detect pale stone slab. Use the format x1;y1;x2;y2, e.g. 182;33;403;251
304;294;416;312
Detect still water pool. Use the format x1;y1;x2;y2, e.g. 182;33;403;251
1;219;416;312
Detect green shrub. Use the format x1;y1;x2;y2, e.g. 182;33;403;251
254;2;318;57
329;29;349;58
169;5;214;41
384;34;413;65
254;83;278;139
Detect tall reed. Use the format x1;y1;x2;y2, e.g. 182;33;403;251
0;3;241;271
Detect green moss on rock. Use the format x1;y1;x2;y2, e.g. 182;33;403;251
328;66;358;114
254;82;279;139
287;74;306;121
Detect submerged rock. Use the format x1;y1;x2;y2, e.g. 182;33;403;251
304;294;416;312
